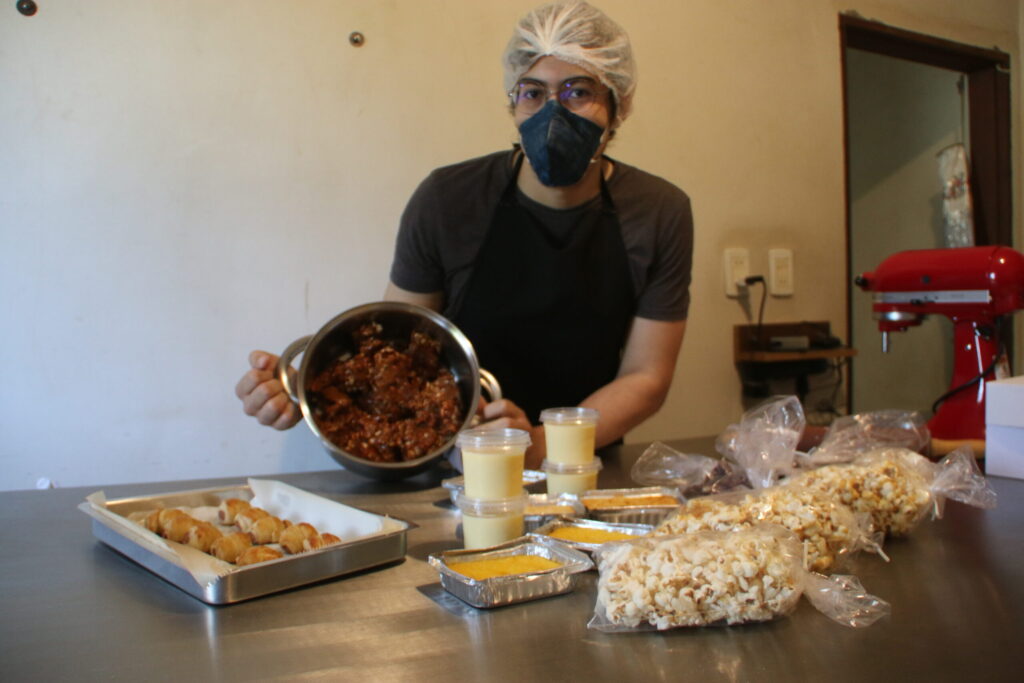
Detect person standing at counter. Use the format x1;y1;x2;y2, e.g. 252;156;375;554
236;0;693;468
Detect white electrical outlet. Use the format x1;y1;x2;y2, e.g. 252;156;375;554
769;248;794;296
723;248;750;297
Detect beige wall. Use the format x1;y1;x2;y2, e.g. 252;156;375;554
0;0;1019;489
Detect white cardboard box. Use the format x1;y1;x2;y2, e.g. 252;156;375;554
986;375;1024;479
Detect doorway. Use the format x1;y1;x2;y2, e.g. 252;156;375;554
840;15;1012;415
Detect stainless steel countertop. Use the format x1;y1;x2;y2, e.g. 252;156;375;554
2;437;1022;682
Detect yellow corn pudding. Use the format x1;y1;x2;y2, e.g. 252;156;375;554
547;526;639;544
448;555;562;580
582;494;679;510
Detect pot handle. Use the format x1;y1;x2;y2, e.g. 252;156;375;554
479;368;502;402
277;335;312;402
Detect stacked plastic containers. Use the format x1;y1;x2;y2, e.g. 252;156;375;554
454;427;532;549
540;407;602;495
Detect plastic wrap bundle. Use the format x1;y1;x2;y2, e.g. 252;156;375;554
631;441;750;497
651;483;881;573
715;396;805;488
589;525;890;631
937;143;975;248
801;411;930;467
792;446;996;536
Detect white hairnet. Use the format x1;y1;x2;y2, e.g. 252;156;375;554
503;1;637;123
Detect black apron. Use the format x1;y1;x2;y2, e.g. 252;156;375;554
451;154;636;424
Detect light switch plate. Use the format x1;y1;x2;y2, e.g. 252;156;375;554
769;248;794;296
724;248;750;297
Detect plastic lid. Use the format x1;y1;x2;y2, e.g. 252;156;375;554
541;457;604;475
539;407;600;425
454;490;529;516
456;427;532;450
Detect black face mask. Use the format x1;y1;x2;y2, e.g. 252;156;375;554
518;100;605;187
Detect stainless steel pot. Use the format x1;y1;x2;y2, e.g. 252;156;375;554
277;301;501;480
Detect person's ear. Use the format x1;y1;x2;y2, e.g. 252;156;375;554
611;93;633;129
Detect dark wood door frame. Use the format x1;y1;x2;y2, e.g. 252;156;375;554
839;14;1013;409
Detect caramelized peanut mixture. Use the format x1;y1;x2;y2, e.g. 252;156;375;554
308;323;462;463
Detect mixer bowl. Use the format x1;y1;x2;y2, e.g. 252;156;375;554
277;301;500;480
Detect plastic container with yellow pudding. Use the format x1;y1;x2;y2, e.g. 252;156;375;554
458;427;532;500
455;491;529;549
542;458;603;496
540;407;599;466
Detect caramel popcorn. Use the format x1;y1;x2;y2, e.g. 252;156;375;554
652;485;869;572
791;448;934;536
594;526;803;629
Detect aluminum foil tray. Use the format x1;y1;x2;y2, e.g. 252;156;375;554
428;536;592;609
524;493;586;532
581;486;684;526
528;517;653;555
442;470;546;504
81;483;414;605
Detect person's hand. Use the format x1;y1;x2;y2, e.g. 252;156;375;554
235;350;302;430
476;399;546;469
477;398;530;432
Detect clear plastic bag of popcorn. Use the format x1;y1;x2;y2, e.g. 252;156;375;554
792;445;996;536
589;524;890;631
651;483;883;573
715;395;804;489
800;410;930;467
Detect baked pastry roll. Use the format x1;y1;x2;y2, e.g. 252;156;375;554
304;532;342;552
235;506;270;532
248;515;287;544
218;498;251;524
162;514;199;543
143;510;162;534
185;522;223;553
210;531;253;563
153;508;190;535
235;545;283;566
279;522;318;554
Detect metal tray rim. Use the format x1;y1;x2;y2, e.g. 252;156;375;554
428;536;592;608
528;516;654;553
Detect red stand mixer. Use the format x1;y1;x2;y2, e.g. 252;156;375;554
856;246;1024;444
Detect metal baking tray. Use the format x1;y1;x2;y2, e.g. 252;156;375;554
80;483;414;605
442;470;546;504
428;536;592;608
528;517;653;555
524;493;586;532
580;486;684;526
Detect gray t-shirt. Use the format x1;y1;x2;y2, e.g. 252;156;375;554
389;149;693;321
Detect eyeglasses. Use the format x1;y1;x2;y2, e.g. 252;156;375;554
508;76;608;115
